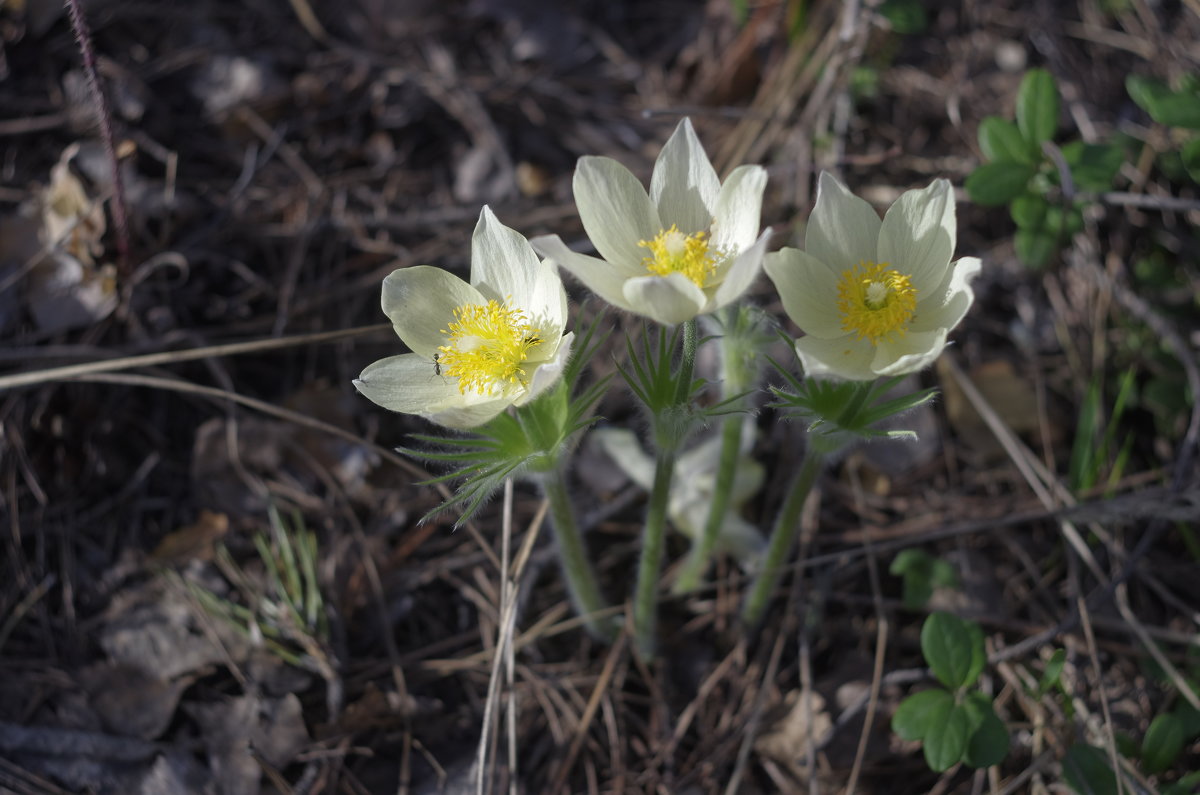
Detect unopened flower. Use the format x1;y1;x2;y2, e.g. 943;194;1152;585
765;173;981;381
354;207;573;429
532;118;770;326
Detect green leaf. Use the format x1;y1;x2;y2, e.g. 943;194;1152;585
1141;712;1185;773
1062;744;1118;795
1038;649;1066;695
1010;193;1049;229
923;702;970;772
878;0;927;34
890;548;929;576
1015;227;1057;268
1148;91;1200;129
1060;141;1125;191
1182;137;1200;184
893;688;952;741
922;612;985;690
962;693;1008;768
965;162;1037;205
1162;771;1200;795
1127;75;1173;116
1017;68;1059;146
930;559;959;589
979;116;1037;164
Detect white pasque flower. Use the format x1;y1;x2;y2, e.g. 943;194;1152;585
531;118;770;326
354;206;573;429
765;172;981;381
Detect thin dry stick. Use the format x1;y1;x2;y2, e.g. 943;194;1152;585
475;479;516;795
1077;594;1125;795
843;524;888;794
550;633;628;794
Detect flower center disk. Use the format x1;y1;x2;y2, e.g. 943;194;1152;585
836;261;917;342
638;225;717;287
437;299;543;396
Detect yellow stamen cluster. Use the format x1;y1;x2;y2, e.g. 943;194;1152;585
638;225;718;287
437;299;544;396
836;261;918;343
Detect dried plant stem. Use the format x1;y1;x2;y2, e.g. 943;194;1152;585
64;0;130;275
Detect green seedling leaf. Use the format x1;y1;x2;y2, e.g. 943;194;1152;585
1182;137;1200;183
1015;227;1057;268
1146;92;1200;129
1127;75;1173;115
979;116;1036;164
922;612;985;690
1141;712;1185;773
966;162;1037;205
923;701;970;772
1010;193;1049;229
930;558;959;589
878;0;927;34
1017;68;1059;146
893;688;953;741
1060;141;1125;191
962;693;1008;768
1038;649;1066;695
1062;743;1118;795
1162;771;1200;795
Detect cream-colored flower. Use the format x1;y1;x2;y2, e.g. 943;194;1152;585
354;207;573;429
765;173;981;381
531;118;770;326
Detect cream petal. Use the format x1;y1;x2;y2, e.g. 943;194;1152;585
517;331;574;404
805;172;882;270
711;228;769;310
574;156;661;270
595;427;655;490
711;164;767;252
381;266;485;358
531;233;637;314
354;353;461;414
423;399;511;429
470;206;567;334
764;247;845;339
871;329;948;376
793;334;877;381
910;257;981;333
650;118;721;235
877;178;955;297
622;272;708;325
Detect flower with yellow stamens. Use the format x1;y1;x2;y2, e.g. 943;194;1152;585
765;172;981;381
531;118;770;326
354;206;573;429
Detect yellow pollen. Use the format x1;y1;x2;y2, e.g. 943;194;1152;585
436;299;544;396
836;261;918;343
638;224;718;287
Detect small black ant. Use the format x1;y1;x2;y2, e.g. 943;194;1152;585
432;353;442;376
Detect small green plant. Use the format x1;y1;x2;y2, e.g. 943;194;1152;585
889;549;959;609
1126;73;1200;184
1068;368;1136;495
892;612;1008;772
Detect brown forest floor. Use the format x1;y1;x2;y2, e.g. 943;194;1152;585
1;0;1199;793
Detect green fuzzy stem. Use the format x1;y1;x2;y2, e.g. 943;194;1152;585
671;414;742;594
674;318;699;404
542;467;617;642
633;446;677;660
741;450;824;626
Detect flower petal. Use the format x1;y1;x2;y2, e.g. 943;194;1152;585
711;228;770;311
381;266;485;358
471;206;567;335
531;233;637;314
650;118;721;235
574;155;661;271
595;427;655;490
354;353;461;414
517;331;574;404
877;178;955;297
764;247;845;339
422;399;511;429
622;272;707;325
871;329;948;376
793;334;877;381
711;164;767;252
910;256;981;333
805;172;882;270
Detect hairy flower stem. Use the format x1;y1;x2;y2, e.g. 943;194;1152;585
673;318;699;404
633;446;677;660
542;466;616;642
741;450;824;626
672;414;741;594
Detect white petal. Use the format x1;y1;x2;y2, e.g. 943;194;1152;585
470;207;567;334
910;257;981;333
877;178;955;297
595;428;655;490
793;334;877;381
650;118;721;235
381;267;484;358
532;233;637;314
711;164;767;252
711;228;769;311
354;353;461;414
805;172;881;270
574;156;661;271
764;247;844;339
622;272;707;325
517;331;574;405
871;329;948;376
423;399;511;429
